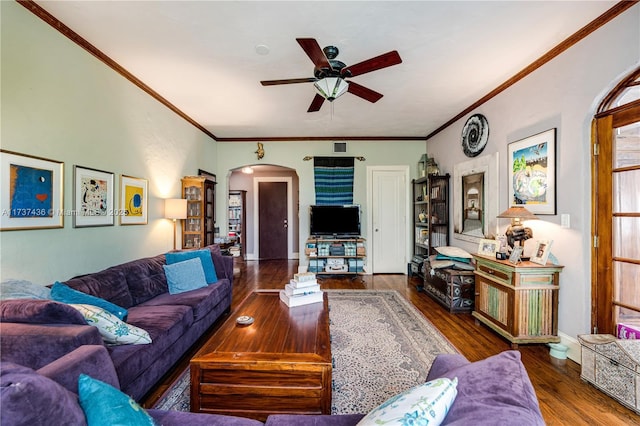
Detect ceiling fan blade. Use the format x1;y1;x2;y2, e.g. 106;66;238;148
347;81;383;103
308;94;325;112
342;50;402;78
297;38;333;70
261;77;316;86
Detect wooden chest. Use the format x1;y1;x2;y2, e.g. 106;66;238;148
421;259;475;313
579;334;640;414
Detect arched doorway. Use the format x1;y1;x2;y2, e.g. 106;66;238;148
228;165;299;260
591;66;640;335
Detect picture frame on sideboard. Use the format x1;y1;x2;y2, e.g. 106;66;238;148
509;246;524;264
478;238;498;256
531;240;553;265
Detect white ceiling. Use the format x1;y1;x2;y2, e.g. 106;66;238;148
34;1;618;140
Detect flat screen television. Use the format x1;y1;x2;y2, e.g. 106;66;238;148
309;205;361;237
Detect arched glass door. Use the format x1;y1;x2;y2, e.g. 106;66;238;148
592;67;640;334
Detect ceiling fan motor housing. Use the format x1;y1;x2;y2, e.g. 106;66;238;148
313;46;347;79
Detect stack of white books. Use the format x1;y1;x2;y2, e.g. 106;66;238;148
279;272;323;307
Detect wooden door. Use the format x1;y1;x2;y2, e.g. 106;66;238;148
258;181;288;259
592;68;640;334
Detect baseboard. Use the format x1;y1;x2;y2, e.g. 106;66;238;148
557;331;581;364
244;253;299;261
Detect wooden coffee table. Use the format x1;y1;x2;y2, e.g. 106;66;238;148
190;290;332;421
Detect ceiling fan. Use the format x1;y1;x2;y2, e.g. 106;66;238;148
260;38;402;112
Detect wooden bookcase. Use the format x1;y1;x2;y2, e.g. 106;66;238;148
472;254;563;348
410;174;450;278
228;190;246;258
181;176;216;249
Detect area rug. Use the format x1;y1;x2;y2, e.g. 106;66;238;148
152;289;459;415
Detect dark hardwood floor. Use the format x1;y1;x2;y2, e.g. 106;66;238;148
142;259;640;425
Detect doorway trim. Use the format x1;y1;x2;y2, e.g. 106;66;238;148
252;177;294;260
366;165;411;274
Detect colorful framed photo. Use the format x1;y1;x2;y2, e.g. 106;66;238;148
0;150;64;230
531;240;553;265
508;128;556;215
120;175;148;225
73;166;115;228
477;238;498;256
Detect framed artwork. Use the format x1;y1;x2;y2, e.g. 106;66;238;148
531;240;553;265
0;150;64;230
120;175;148;225
478;238;498;256
453;152;499;244
73;166;115;228
508;128;556;215
509;246;524;264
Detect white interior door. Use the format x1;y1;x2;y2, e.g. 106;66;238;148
369;167;409;273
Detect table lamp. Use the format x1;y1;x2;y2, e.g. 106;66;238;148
497;206;538;249
165;198;187;250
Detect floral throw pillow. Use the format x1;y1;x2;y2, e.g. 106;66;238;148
69;304;151;346
356;377;458;426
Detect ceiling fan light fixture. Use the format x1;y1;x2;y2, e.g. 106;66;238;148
314;77;349;101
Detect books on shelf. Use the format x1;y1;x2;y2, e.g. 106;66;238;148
280;272;323;307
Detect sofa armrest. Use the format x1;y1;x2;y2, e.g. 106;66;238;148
37;345;119;394
430;351;544;425
426;353;470;381
206;244;234;285
220;254;234;286
0;322;103;370
0;299;86;325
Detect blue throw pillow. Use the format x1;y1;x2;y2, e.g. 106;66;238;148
163;258;208;294
165;249;218;284
78;374;155;426
51;282;128;321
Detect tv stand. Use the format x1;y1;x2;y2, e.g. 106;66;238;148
305;236;366;277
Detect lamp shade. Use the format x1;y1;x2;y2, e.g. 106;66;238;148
497;206;538;221
314;77;349;101
165;199;187;220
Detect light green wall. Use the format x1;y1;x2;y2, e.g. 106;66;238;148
0;2;424;284
1;2;217;284
216;140;426;259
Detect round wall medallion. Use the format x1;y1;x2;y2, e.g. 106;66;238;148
461;114;489;157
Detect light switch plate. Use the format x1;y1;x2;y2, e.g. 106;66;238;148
561;214;570;228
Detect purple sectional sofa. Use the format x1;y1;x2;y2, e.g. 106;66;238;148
0;242;545;425
0;245;233;401
0;344;365;426
0;345;543;426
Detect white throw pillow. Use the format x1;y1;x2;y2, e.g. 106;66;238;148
356;377;458;426
434;246;473;259
69;304;152;345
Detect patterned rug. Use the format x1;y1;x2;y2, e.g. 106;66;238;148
152;290;459;414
